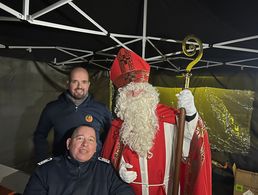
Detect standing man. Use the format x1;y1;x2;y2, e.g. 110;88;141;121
34;66;112;162
25;123;134;195
102;48;212;195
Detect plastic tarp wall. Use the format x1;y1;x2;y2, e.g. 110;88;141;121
151;69;258;194
150;68;258;172
157;87;254;155
0;56;110;173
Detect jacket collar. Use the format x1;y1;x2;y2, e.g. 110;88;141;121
65;152;97;168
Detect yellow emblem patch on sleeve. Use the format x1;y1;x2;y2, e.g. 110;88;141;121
85;114;93;122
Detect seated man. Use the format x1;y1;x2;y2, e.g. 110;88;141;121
24;120;134;195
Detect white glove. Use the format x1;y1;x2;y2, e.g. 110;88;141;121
119;162;137;183
176;89;197;116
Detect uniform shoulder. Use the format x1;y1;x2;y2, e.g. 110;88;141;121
37;157;53;166
97;157;110;164
37;156;62;166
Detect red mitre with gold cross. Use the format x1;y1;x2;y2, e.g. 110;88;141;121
110;48;150;88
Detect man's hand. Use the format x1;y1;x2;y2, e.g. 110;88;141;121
176;89;197;116
119;162;137;183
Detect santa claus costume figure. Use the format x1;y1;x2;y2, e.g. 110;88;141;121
102;48;212;195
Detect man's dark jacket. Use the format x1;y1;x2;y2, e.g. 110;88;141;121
34;91;112;162
23;154;134;195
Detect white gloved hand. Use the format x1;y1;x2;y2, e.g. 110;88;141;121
176;89;197;116
119;162;137;183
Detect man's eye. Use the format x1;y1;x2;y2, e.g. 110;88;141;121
88;138;95;143
76;136;84;141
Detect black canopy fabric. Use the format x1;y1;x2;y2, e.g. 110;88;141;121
0;0;258;72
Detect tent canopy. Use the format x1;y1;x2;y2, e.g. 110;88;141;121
0;0;258;72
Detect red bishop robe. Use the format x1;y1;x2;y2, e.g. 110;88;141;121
102;104;212;195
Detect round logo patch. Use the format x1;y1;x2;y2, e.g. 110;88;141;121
85;114;93;123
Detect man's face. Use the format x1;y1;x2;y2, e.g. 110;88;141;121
68;67;90;99
66;126;97;162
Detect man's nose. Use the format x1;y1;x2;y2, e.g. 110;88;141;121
77;82;81;87
81;139;89;146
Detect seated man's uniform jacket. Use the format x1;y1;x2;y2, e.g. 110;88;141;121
24;153;134;195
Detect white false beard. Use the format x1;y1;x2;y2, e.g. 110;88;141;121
115;82;159;157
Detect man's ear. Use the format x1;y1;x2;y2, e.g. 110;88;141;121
66;80;70;87
66;138;71;150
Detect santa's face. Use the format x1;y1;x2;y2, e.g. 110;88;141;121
126;89;144;97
